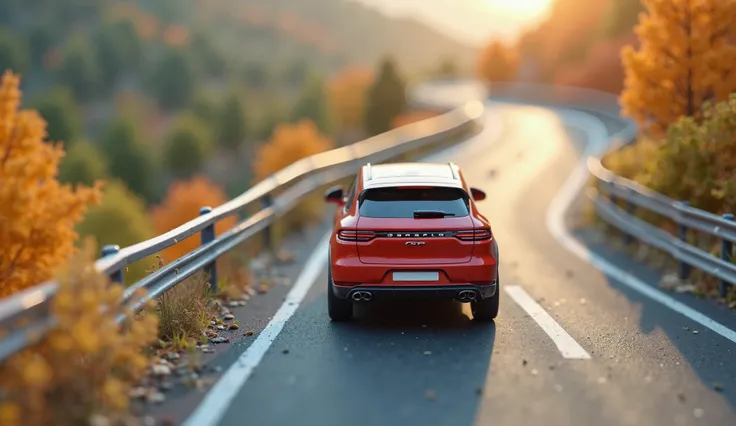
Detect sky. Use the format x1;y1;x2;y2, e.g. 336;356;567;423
350;0;554;46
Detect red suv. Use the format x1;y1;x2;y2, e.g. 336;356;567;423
324;161;499;321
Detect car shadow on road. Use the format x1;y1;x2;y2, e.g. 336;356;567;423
575;228;736;410
321;299;496;426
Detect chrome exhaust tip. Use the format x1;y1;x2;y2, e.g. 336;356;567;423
457;290;476;302
352;292;363;301
362;292;372;302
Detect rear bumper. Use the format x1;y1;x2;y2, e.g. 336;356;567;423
332;281;497;301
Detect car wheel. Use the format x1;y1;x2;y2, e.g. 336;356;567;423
473;273;499;321
327;261;353;321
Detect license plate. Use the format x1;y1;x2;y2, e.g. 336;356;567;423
392;272;439;282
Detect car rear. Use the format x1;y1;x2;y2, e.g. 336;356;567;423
331;184;498;300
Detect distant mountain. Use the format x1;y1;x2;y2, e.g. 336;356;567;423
227;0;478;75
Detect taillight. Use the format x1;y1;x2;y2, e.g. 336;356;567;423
337;229;375;242
455;228;493;241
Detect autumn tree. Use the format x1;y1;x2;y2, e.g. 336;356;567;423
554;33;637;94
76;180;155;284
476;40;519;83
328;67;373;133
252;120;333;182
621;0;736;136
150;176;236;263
641;94;736;213
364;57;407;136
0;71;101;298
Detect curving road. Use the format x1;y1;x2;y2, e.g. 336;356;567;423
159;84;736;426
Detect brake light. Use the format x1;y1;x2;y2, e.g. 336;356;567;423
455;228;493;241
337;229;375;242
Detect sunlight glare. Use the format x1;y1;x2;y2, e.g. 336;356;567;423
483;0;553;20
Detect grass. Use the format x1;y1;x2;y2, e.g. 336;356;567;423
156;270;213;350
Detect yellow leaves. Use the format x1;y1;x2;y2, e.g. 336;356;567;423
476;40;519;83
150;176;236;263
0;239;160;425
0;71;102;299
328;67;374;132
0;403;20;425
620;0;736;136
252;120;333;182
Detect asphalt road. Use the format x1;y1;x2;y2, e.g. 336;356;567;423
167;100;736;426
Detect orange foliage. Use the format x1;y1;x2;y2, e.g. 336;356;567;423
476;40;519;83
621;0;736;136
391;110;440;129
150;176;236;263
0;71;102;298
518;0;609;82
253;120;333;182
163;24;190;46
554;33;637;94
329;67;374;132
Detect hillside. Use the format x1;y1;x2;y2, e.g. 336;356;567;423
235;0;478;74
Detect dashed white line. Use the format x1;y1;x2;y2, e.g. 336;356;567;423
505;285;592;359
182;231;332;426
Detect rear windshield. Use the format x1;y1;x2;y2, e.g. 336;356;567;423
358;186;470;218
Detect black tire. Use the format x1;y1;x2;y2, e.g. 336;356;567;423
327;262;353;321
473;243;500;321
472;285;499;321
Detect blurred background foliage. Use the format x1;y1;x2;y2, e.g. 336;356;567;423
1;0;472;269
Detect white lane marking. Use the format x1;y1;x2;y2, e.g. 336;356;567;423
546;108;736;345
182;108;507;425
505;285;592;359
182;231;332;426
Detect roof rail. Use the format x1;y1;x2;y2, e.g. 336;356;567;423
365;162;372;180
448;162;458;179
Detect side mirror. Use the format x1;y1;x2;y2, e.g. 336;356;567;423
324;185;344;204
470;187;486;201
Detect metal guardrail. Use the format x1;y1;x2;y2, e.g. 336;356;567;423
0;98;485;362
441;80;736;298
2;80;734;364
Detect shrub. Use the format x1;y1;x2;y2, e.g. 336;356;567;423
76;180;156;285
0;239;159;426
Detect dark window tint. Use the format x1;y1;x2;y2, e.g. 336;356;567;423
359;186;469;218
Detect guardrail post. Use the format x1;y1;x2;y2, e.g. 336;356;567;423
677;201;691;280
720;213;734;298
101;245;123;284
200;206;218;294
261;195;274;252
624;190;635;245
